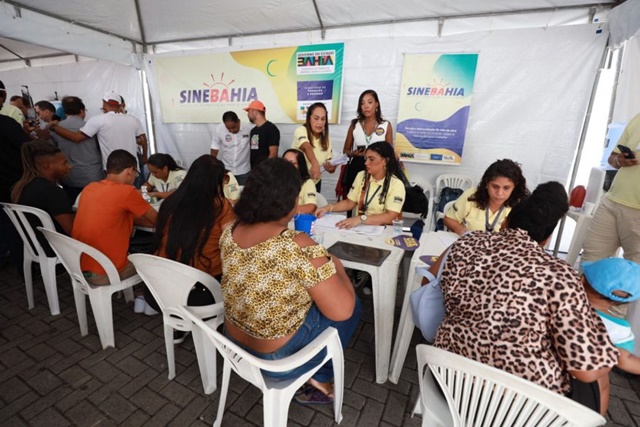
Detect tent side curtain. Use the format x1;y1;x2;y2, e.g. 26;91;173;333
609;0;640;47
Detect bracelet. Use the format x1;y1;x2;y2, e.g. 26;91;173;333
329;204;333;213
615;156;622;168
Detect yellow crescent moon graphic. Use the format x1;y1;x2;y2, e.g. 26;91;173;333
266;60;277;77
415;102;422;111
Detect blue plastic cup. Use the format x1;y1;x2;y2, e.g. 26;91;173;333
294;213;317;236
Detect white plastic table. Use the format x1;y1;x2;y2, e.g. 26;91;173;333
388;230;458;384
321;226;405;384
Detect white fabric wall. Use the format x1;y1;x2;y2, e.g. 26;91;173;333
612;34;640;123
0;60;145;130
146;22;607;200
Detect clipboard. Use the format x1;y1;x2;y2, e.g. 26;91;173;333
327;241;391;267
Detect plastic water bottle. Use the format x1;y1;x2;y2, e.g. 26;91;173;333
141;186;151;203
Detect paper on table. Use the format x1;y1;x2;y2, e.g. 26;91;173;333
320;154;349;173
315;213;386;236
436;232;458;248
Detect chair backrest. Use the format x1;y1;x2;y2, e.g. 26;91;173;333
1;202;57;260
584;167;606;206
182;305;269;390
316;192;329;208
38;227;122;287
416;345;606;427
435;174;474;201
128;254;223;329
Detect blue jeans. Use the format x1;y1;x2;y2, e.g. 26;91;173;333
226;298;362;383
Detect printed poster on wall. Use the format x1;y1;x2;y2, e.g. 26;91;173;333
154;43;344;124
395;53;478;164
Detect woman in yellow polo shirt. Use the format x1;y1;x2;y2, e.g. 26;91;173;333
444;159;529;235
291;102;335;191
283;149;317;214
316;141;405;228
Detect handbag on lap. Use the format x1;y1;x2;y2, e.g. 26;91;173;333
409;248;451;342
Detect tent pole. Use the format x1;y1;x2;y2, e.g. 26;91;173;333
552;37;612;257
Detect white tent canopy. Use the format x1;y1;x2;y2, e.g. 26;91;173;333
0;0;635;195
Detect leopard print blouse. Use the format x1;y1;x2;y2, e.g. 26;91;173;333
219;224;336;340
434;228;618;395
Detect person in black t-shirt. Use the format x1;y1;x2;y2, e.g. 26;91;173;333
12;141;74;256
244;100;280;168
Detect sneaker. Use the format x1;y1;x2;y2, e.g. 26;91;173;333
173;330;190;345
134;296;146;313
144;302;159;316
362;286;372;296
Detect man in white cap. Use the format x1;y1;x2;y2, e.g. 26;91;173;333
244;100;280;168
49;91;146;172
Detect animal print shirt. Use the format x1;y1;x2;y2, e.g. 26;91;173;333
219;225;336;340
434;228;618;395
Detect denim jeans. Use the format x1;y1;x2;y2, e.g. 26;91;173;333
226;297;362;383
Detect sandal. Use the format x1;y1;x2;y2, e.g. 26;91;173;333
294;385;334;405
295;383;315;396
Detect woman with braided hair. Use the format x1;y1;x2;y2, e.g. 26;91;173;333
316;141;405;228
11;140;74;255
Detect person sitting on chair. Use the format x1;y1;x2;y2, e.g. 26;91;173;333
283;149;317;214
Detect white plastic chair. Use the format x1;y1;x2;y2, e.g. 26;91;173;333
413;345;606;427
38;227;137;349
316;192;329;208
128;254;224;388
435;174;474;201
435;200;455;231
1;203;63;315
181;306;345;427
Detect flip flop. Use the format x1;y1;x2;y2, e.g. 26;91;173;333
294;385;333;405
295;383;315;396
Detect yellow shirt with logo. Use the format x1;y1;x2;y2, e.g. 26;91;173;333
347;171;405;216
291;126;332;184
299;179;317;206
444;188;511;232
607;113;640;209
223;172;240;201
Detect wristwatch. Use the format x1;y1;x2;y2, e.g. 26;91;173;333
360;214;367;225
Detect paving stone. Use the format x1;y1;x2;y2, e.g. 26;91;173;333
0;376;30;403
228;384;262;416
19;385;73;421
91;360;122;383
49;347;93;375
1;416;29;427
25;369;63;396
158;380;197;407
140;350;167;372
141;402;181;427
130;388;169;415
65;399;107;426
99;394;137;423
0;347;30;367
106;341;144;365
27;342;58;362
118;355;149;379
352;378;389;403
118;367;161;399
355;398;385;426
167;395;210;427
88;373;133;405
608;396;635;427
383;390;411;426
29;407;71;427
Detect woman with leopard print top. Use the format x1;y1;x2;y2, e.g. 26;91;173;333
429;181;618;414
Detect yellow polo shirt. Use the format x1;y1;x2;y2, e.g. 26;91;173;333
608;113;640;209
224;172;240;201
291;126;332;184
347;171;405;216
299;179;317;206
445;188;511;232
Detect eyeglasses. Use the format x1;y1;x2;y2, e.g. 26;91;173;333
131;167;140;177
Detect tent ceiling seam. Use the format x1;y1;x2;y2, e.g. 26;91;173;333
311;0;326;40
146;2;616;47
134;0;147;45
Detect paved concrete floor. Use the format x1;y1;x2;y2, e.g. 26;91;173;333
0;263;639;426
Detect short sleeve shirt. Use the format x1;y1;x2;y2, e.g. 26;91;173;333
0;104;25;125
445;188;511;232
299;179;317;206
291;126;332;183
608;113;640;209
223;172;240;201
434;228;619;395
148;169;186;193
211;122;251;176
249;121;280;168
220;225;336;339
72;180;151;274
347;171;405;215
80;112;142;170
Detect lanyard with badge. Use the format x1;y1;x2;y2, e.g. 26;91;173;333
485;205;506;232
358;175;381;215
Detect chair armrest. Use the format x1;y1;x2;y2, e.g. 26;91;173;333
188;302;224;320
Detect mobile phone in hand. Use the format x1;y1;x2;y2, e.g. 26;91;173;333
356;145;365;152
618;145;636;159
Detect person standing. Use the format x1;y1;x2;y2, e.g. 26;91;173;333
211;111;252;185
291;102;335;191
50;96;104;202
49;91;144;172
245;100;280;169
340;90;393;200
0;87;25;125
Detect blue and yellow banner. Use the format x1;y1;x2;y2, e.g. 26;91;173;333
154;43;344;124
395;53;478;164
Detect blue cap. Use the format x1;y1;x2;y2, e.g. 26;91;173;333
583;258;640;303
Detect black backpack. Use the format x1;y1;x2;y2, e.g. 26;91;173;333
435;187;463;230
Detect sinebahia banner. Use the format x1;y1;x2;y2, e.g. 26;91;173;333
395;53;478;164
154;43;345;124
